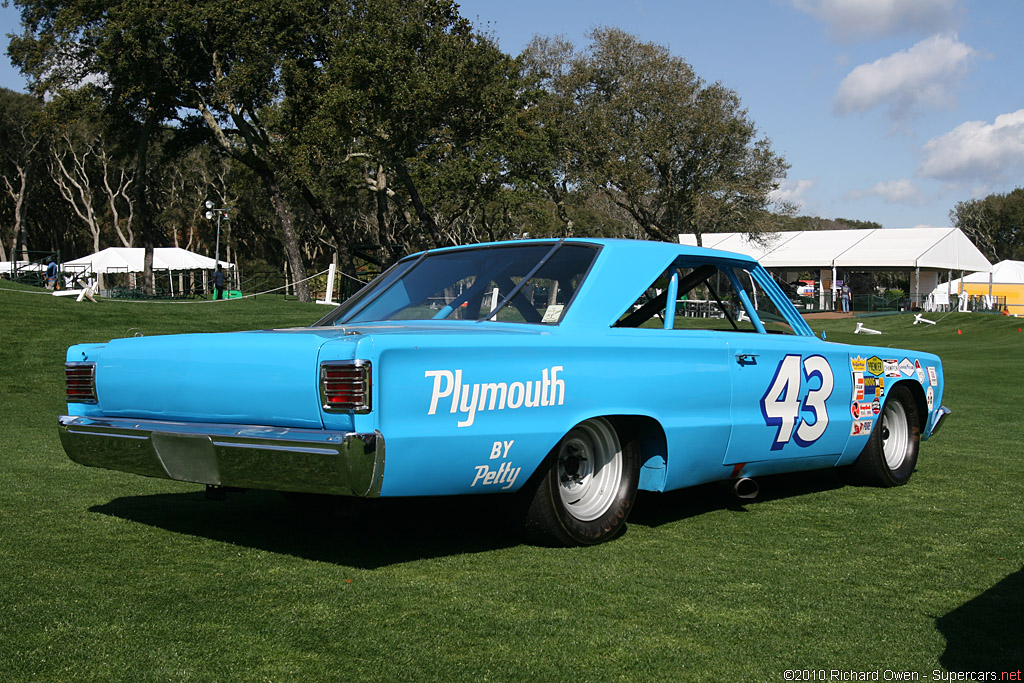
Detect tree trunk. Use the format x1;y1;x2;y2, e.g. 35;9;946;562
291;175;360;291
134;112;156;296
393;157;444;247
373;164;398;265
259;170;310;302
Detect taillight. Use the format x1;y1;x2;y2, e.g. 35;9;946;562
65;362;97;403
320;360;371;413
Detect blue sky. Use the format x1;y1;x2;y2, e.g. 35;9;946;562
3;0;1022;229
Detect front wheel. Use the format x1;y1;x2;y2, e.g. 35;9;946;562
523;417;640;546
847;384;921;487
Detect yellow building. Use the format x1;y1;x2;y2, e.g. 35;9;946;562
940;260;1024;312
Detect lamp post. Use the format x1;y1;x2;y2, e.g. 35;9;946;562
204;201;231;268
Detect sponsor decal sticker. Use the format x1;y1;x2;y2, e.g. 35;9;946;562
867;356;884;376
899;358;915;376
851;419;874;436
850;356;867;373
852;372;864;401
914;359;925;383
854;402;875;418
864;375;884;398
926;386;935;411
927;366;938;387
883;359;901;378
425;365;565;428
872;399;881;415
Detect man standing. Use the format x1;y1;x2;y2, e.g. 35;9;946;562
45;259;58;290
841;282;851;313
213;265;225;300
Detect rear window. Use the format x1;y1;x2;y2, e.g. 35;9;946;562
319;242;599;326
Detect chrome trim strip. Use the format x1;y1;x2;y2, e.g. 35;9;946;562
57;415;385;497
210;440;340;456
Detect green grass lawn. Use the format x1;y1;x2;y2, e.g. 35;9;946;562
2;283;1022;681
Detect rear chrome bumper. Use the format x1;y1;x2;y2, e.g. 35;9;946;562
58;415;384;497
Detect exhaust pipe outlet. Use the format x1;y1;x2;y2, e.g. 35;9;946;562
732;477;759;500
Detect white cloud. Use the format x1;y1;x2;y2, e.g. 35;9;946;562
834;33;975;118
917;109;1024;182
770;179;817;211
792;0;959;42
845;179;924;204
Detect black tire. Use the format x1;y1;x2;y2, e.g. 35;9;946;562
523;417;640;546
847;383;921;487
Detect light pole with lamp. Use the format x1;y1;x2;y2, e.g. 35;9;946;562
204;201;230;266
204;202;230;295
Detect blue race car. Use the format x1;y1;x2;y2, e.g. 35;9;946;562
59;239;950;545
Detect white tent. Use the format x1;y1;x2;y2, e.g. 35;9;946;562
62;247;234;296
679;227;991;272
680;227;991;309
946;259;1024;285
1;260;46;275
63;247;232;273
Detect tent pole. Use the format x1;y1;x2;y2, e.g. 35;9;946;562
947;269;952;312
915;265;920;309
831;265;837;311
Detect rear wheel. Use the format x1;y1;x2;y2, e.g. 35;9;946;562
848;384;920;487
524;417;640;546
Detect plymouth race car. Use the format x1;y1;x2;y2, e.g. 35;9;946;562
59;239;950;545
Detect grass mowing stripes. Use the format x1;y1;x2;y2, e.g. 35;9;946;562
1;284;1022;680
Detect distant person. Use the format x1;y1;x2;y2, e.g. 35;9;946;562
841;283;851;313
213;265;225;300
45;260;58;290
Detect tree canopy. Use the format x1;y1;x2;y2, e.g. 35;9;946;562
521;28;790;245
949;189;1024;263
4;3;806;299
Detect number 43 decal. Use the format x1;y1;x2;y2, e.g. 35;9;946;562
760;354;834;450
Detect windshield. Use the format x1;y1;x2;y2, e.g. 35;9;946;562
317;242;599;326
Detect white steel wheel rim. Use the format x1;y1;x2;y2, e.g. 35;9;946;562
556;419;623;522
881;400;910;469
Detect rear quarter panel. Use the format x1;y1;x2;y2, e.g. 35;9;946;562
366;328;733;497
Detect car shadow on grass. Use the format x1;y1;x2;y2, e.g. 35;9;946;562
629;468;847;527
90;489;521;569
91;468;849;564
935;565;1024;672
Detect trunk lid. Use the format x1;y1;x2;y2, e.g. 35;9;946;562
95;329;354;428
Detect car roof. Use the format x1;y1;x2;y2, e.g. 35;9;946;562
405;238;764;329
416;237;759;266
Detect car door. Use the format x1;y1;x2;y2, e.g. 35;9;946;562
718;264;854;465
724;335;853;465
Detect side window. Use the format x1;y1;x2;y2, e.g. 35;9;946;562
615;261;795;334
729;267;797;336
671;266;753;331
